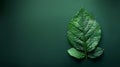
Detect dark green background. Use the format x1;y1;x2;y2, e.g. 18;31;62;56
0;0;120;67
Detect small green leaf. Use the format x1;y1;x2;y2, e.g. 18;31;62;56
67;48;85;59
88;47;104;59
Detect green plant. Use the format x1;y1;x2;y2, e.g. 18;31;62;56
67;8;104;60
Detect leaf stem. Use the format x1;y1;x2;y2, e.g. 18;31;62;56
85;52;87;60
84;39;88;60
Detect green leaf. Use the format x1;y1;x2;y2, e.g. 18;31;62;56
88;47;104;59
67;48;85;59
67;8;104;60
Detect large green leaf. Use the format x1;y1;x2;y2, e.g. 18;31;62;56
67;8;104;60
